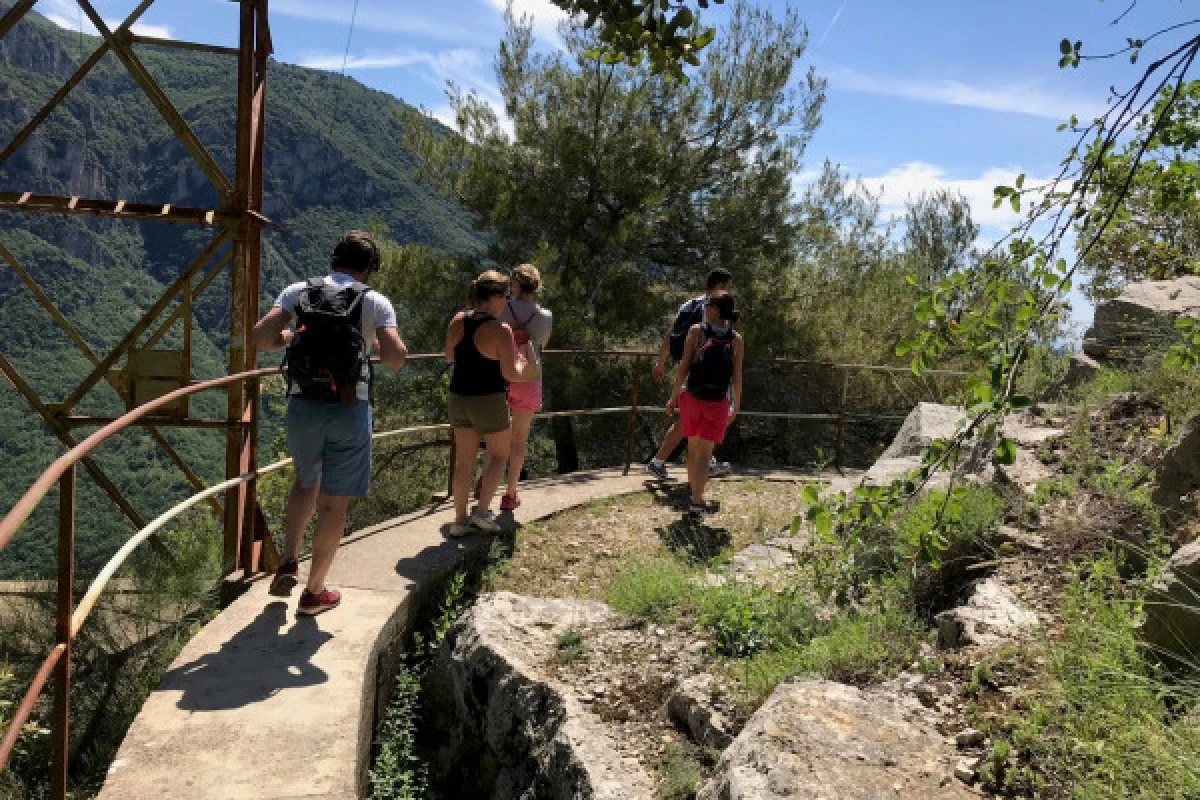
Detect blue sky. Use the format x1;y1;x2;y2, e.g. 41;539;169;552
31;0;1195;331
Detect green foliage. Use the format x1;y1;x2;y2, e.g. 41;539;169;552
1002;556;1200;799
605;556;695;622
658;742;705;800
697;584;814;659
550;0;726;81
369;664;428;800
554;627;587;664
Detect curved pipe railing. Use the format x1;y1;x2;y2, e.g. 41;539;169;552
0;348;967;794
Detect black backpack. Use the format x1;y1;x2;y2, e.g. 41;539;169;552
668;297;706;362
687;324;735;402
282;278;371;405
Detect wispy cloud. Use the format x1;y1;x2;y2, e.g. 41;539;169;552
298;47;485;75
270;0;489;43
40;0;175;39
853;161;1046;230
823;64;1107;121
483;0;569;42
817;0;847;47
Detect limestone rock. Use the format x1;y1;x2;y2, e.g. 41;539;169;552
1082;277;1200;363
423;592;654;799
936;576;1038;649
696;681;973;799
665;675;735;750
1061;352;1101;391
1141;540;1200;673
1152;413;1200;521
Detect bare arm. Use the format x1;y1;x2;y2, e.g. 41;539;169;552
251;306;293;350
376;326;408;370
666;326;700;414
730;334;744;422
653;329;671;381
490;323;536;383
443;313;465;362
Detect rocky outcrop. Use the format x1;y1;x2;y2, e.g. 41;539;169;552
1060;352;1101;391
1153;413;1200;522
936;576;1038;649
423;593;654;799
1083;277;1200;363
665;675;735;750
696;680;973;799
1141;540;1200;672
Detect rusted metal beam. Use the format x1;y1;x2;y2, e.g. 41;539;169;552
61;415;233;429
0;0;38;40
0;0;157;171
0;192;230;224
76;0;235;198
59;232;230;415
130;34;240;57
142;252;231;350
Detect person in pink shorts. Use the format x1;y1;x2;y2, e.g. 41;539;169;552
666;292;743;522
498;264;553;511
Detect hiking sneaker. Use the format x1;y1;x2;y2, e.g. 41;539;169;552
268;558;299;597
500;492;521;511
468;508;502;533
297;587;341;616
449;519;475;537
646;460;670;481
709;458;732;478
686;502;707;523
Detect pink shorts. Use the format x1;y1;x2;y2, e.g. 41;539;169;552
679;390;731;444
507;380;543;412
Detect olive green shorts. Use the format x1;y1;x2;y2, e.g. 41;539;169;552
448;392;511;434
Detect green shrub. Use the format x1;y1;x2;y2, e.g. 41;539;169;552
658;743;705;800
697;585;813;659
369;664;428;800
605;557;695;622
555;628;587;664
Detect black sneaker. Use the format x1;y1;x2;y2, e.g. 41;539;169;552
646;460;670;481
268;558;299;597
686;502;706;522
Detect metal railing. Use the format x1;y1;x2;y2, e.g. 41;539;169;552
0;349;966;796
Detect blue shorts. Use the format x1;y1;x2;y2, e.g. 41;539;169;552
286;397;373;497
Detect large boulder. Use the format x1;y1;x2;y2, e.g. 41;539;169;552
1141;540;1200;673
696;680;973;799
1083;277;1200;364
423;592;654;799
1152;413;1200;522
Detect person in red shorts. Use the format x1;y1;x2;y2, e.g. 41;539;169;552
665;292;744;521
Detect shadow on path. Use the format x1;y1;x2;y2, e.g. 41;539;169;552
159;602;333;711
658;520;731;563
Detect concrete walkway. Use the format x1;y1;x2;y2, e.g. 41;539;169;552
97;466;821;800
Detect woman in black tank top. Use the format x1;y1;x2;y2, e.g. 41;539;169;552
443;271;538;536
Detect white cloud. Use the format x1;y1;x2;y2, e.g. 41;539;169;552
40;0;175;39
823;64;1107;121
853;161;1048;231
484;0;569;42
298;47;486;75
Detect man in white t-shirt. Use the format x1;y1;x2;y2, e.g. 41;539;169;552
251;231;408;615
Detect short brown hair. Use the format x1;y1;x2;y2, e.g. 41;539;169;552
468;270;510;307
330;230;381;274
511;263;541;294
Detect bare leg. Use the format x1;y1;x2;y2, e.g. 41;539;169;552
506;409;535;496
306;494;350;593
687;436;716;504
281;477;320;561
479;427;512;512
655;420;685;462
452;426;480;524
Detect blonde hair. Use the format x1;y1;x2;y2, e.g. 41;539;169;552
511;263;541;295
468;269;510;308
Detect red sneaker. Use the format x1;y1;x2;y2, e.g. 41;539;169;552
297;587;341;616
269;558;299;596
500;492;521;511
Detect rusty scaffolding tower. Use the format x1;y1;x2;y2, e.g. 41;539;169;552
0;0;276;581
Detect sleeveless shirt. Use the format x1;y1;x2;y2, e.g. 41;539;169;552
449;312;508;396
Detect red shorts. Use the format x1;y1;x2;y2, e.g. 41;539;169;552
679;390;731;444
507;380;543;412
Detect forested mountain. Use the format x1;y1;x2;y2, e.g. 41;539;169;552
0;8;481;577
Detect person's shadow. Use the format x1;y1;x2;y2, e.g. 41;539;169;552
658;520;732;563
159;602;333;711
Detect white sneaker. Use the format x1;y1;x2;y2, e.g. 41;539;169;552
709;458;732;477
468;508;501;533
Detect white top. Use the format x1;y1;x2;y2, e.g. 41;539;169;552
499;298;553;352
275;272;398;401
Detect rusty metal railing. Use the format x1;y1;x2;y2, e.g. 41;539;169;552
0;349;966;796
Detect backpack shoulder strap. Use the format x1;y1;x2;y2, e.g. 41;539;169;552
306;277;325;290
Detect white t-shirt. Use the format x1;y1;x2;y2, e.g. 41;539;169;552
499;298;552;353
275;272;398;401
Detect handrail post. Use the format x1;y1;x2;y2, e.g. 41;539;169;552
51;464;76;800
835;367;850;474
624;356;641;475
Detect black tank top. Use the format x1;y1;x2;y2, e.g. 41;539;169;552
450;312;508;396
